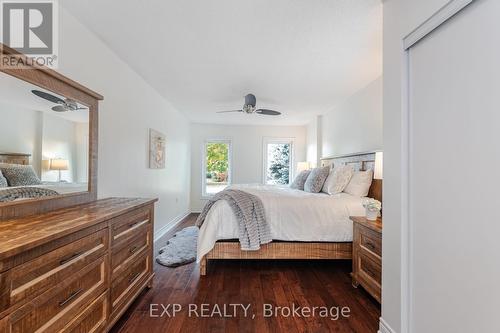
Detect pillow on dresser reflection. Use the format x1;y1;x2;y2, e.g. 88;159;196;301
343;170;373;197
322;165;354;195
0;170;7;188
304;166;330;193
0;164;42;186
290;170;311;190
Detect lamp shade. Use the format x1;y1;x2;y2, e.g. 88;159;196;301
296;162;311;173
374;152;383;180
50;159;69;171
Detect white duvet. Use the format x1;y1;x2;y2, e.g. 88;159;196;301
197;184;366;261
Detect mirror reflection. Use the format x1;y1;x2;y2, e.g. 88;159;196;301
0;72;89;203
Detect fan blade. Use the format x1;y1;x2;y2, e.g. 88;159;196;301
32;90;65;104
256;109;281;116
216;110;243;113
52;105;69;112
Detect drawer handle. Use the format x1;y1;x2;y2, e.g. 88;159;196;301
59;288;83;307
130;246;139;254
129;272;141;284
59;251;83;265
128;219;147;228
364;241;376;251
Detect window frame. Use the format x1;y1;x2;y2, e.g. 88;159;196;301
202;138;233;198
262;137;295;185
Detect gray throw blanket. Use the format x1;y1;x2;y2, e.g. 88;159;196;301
0;187;59;202
196;189;272;250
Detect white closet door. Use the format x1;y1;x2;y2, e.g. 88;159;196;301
409;0;500;332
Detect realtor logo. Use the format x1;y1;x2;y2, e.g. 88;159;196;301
1;0;58;68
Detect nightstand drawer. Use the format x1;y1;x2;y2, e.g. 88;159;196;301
358;250;381;285
358;225;381;257
351;216;382;303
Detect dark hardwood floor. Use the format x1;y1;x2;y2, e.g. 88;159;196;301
110;214;381;333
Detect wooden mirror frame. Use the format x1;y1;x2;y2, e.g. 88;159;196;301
0;44;103;220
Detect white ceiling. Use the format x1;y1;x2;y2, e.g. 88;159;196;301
63;0;382;126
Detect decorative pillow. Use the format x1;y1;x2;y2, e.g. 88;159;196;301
0;164;42;186
304;166;330;193
290;170;311;190
322;165;354;195
343;170;373;197
0;170;7;188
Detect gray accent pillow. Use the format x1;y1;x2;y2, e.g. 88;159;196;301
304;166;330;193
0;170;7;188
0;164;42;186
290;170;311;190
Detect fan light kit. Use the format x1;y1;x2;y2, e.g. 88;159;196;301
217;93;281;116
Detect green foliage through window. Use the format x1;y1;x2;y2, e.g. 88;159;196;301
206;143;229;183
267;143;290;185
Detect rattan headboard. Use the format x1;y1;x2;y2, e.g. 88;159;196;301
0;153;31;165
320;151;382;202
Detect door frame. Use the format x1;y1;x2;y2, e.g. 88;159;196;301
397;1;475;332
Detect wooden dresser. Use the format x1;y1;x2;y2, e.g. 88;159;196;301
351;216;382;303
0;197;157;333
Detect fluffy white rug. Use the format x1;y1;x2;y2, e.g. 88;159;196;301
156;226;198;267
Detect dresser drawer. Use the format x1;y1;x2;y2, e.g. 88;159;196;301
111;208;151;247
0;316;7;333
111;253;150;313
7;256;107;333
358;225;381;257
111;229;151;279
6;229;108;312
60;291;108;333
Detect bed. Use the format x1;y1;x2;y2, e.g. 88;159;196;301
198;151;382;275
0;153;88;201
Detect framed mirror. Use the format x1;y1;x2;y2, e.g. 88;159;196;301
0;44;102;219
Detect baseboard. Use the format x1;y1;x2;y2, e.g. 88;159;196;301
378;318;396;333
153;211;191;243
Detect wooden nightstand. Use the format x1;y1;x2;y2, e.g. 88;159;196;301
351;216;382;303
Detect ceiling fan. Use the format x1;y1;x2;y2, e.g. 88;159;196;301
217;94;281;116
31;90;86;112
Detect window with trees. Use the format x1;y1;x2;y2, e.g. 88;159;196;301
203;140;232;196
263;138;294;185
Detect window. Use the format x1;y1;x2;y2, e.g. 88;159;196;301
202;140;232;197
263;138;294;185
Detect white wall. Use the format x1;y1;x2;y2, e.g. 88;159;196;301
41;113;80;182
58;9;191;237
75;122;89;183
306;77;382;167
190;124;306;212
383;0;450;332
0;101;87;182
321;77;382;157
0;103;43;175
306;116;319;166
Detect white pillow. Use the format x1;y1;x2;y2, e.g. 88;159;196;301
343;170;373;197
322;165;354;195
